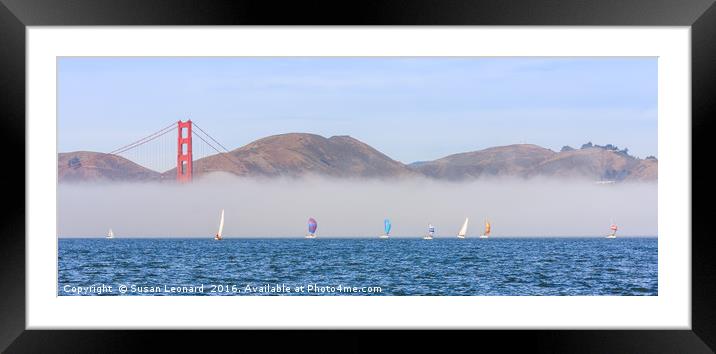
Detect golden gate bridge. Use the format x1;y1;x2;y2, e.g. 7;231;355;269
107;120;240;182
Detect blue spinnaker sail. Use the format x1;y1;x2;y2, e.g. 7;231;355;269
384;219;392;235
308;218;318;234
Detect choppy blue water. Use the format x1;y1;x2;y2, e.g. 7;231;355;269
58;238;657;296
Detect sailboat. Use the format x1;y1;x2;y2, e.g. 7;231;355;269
480;219;491;239
214;209;225;240
379;219;391;239
457;218;469;239
423;224;435;240
106;228;114;239
606;222;618;239
306;217;318;239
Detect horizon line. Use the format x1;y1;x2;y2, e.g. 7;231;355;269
58;235;659;239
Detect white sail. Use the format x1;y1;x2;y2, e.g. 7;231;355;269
424;224;434;240
217;209;225;238
107;229;114;239
458;218;469;237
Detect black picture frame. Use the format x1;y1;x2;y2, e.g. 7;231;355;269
1;0;714;352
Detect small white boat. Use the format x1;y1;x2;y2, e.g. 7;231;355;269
606;222;618;239
214;209;224;240
306;217;318;239
106;229;114;239
423;224;435;240
457;218;469;239
480;219;491;239
379;219;391;239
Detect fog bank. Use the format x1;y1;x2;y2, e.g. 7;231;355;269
58;173;657;237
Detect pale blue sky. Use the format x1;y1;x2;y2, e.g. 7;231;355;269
58;57;657;162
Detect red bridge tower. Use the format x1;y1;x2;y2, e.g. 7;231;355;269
176;120;193;183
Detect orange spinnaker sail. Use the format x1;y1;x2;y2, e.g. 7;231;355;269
485;220;491;235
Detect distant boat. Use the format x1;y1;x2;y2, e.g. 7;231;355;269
423;224;435;240
480;219;491;239
306;217;318;239
214;209;224;240
106;228;114;239
379;219;391;239
606;222;618;239
457;218;469;239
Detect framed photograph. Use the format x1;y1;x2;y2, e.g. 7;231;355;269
2;0;715;352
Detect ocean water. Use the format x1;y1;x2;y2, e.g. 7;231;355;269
58;238;657;296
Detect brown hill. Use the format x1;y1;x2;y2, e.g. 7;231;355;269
58;151;161;182
59;138;657;183
411;145;657;181
168;133;418;179
622;158;658;182
531;147;657;181
410;144;557;180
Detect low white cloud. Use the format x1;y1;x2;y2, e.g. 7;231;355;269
58;173;657;238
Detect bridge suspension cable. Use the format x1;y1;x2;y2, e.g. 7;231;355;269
107;120;244;176
192;122;245;170
108;122;176;155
